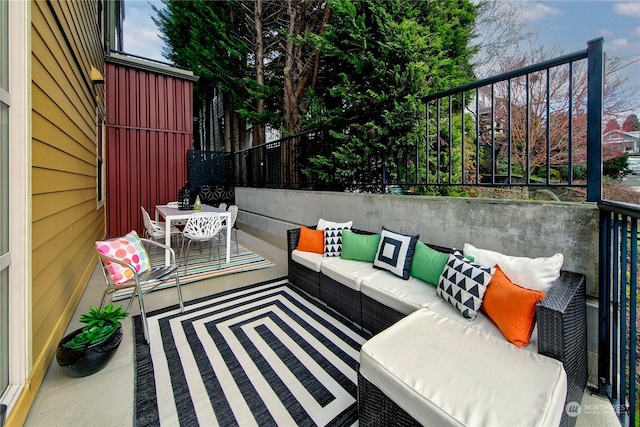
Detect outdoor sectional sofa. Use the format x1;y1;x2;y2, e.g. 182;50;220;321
287;224;587;427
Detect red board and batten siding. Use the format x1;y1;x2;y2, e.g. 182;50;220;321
105;54;198;237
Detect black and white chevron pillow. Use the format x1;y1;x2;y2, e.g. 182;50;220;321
324;227;349;257
437;251;495;320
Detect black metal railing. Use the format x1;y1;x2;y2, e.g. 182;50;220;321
234;39;603;200
599;201;639;426
235;128;343;191
424;38;603;202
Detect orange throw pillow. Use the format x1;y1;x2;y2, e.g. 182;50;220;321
296;226;325;254
481;266;546;348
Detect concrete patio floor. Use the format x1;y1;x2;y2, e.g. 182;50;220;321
23;230;619;426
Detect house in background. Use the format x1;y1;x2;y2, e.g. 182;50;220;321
603;129;640;154
1;2;195;425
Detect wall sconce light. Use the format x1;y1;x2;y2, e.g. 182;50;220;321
90;66;104;84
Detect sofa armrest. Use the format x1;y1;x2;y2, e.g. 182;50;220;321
287;227;306;261
536;270;587;424
536;271;586;363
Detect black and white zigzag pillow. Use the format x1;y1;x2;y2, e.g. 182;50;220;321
437;251;495;320
324;227;349;257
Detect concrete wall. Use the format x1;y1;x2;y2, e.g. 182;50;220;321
236;187;601;382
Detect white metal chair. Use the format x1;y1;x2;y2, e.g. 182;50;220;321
96;236;184;344
221;205;239;253
218;203;227;210
141;206;182;246
180;212;225;274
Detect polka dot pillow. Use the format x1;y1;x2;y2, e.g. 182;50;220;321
95;230;150;285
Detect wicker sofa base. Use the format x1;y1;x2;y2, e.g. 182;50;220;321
358;371;421;426
288;260;320;298
320;273;362;325
361;294;405;335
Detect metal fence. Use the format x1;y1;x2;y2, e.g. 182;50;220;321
599;201;639;426
423;39;603;202
234;39;603;201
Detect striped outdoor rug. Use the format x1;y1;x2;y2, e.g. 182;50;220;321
133;278;370;427
112;243;274;301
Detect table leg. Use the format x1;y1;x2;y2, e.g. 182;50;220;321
226;214;231;263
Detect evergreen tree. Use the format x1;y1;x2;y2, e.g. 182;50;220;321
153;0;326;152
306;0;478;191
153;0;255;152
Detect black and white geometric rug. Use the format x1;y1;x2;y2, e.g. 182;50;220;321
133;278;370;427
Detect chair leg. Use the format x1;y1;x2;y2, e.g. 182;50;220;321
174;271;184;313
136;286;151;344
99;288;110;309
233;228;239;253
180;237;186;266
184;240;194;275
126;286;139;314
217;242;221;269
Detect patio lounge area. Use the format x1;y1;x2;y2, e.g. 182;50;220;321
23;229;618;426
5;2;636;425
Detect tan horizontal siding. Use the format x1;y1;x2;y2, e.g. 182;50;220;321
32;136;95;177
32;193;100;260
31;189;97;225
31;37;95;144
29;0;106;386
32;167;97;195
31;106;95;165
50;0;103;90
31;206;102;305
31;214;104;356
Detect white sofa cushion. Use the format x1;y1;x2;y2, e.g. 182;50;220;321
463;243;563;292
360;309;566;427
361;273;440;315
291;249;323;272
427;298;539;352
320;257;383;291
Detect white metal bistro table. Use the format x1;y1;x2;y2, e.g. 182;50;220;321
155;204;232;266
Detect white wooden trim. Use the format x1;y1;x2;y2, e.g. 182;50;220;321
1;0;31;413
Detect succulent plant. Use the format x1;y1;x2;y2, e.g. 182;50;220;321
62;303;127;350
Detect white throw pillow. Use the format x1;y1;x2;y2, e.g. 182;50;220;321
463;243;563;293
324;227;349;257
317;218;353;230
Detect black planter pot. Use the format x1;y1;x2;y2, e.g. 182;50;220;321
56;327;123;377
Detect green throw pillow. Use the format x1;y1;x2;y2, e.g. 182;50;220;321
410;241;450;286
340;230;381;263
